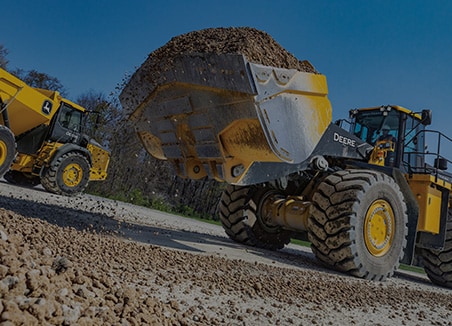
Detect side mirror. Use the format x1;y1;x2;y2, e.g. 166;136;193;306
421;109;432;126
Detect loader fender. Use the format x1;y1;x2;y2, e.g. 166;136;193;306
47;143;92;171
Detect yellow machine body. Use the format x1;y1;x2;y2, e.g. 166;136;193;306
126;54;332;185
0;69;86;135
352;105;451;238
0;68;109;184
406;174;451;234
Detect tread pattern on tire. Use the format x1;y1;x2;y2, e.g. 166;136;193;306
308;169;408;281
219;184;291;250
0;126;16;178
421;209;452;288
41;152;90;196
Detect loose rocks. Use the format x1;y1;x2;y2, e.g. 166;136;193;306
1;197;452;325
120;27;317;114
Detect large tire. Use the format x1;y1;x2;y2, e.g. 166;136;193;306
421;208;452;288
308;169;408;281
0;125;15;178
41;152;90;196
4;171;40;187
218;184;292;250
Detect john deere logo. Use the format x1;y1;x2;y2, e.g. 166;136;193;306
42;100;53;115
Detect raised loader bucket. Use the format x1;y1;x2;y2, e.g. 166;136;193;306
123;53;331;185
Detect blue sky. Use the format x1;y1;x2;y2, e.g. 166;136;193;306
3;1;452;133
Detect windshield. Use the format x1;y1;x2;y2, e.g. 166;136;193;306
351;109;400;145
58;103;83;132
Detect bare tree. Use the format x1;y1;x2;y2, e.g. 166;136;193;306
11;68;67;96
76;90;112;142
0;44;8;69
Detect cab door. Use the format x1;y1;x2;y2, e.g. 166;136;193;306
48;103;83;145
402;114;426;173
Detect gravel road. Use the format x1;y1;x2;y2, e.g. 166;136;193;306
0;181;451;325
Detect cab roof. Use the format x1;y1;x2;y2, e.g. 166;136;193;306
351;105;423;121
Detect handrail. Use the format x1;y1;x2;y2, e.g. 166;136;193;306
403;129;452;183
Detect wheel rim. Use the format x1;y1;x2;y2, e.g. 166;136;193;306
62;163;83;187
364;199;395;257
0;140;7;166
256;189;283;233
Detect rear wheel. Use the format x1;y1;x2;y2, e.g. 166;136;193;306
421;208;452;288
218;184;292;250
41;152;90;196
0;126;15;178
308;169;408;280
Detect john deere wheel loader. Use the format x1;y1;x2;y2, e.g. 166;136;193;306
122;53;452;288
0;68;110;196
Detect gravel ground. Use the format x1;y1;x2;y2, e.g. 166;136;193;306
0;181;451;325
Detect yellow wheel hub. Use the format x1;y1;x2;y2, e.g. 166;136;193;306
62;163;83;187
0;140;7;166
364;199;395;257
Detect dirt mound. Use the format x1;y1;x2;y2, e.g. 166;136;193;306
149;27;316;73
120;27;317;113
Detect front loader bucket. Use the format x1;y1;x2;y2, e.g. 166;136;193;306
122;53;332;185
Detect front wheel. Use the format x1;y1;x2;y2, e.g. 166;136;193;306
0;125;16;178
218;184;292;250
41;152;90;196
308;169;408;281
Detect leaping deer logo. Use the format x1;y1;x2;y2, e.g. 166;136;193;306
42;100;52;115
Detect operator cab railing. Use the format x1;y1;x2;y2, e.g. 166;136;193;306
403;129;452;183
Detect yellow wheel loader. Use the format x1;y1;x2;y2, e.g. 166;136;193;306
0;68;110;196
122;52;452;288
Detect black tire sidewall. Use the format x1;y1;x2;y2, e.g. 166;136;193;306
246;185;293;249
421;208;452;288
55;154;90;195
353;178;407;275
0;127;16;177
219;184;292;250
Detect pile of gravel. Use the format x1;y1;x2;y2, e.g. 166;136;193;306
147;27;316;72
120;27;317;114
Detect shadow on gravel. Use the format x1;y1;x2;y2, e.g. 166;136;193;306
0;190;324;273
0;186;428;283
0;193;222;252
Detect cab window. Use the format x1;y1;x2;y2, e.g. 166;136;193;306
58;104;82;132
351;109;400;145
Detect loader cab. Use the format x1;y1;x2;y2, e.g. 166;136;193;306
349;105;429;172
48;102;85;145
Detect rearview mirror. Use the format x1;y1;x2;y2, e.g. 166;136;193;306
421;109;432;126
